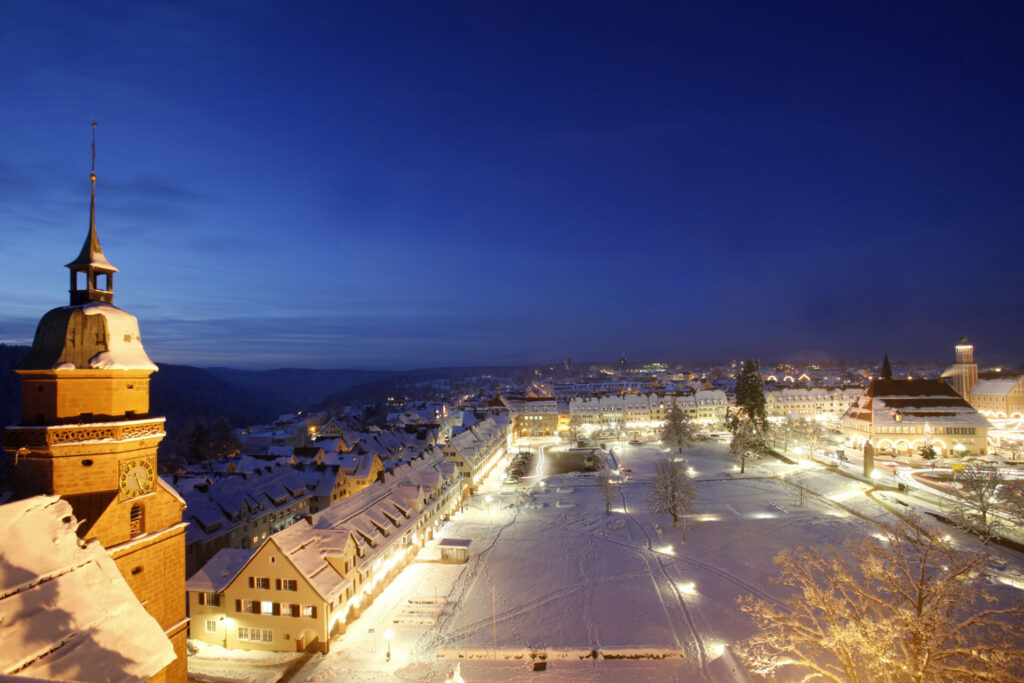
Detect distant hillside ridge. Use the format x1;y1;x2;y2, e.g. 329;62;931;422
205;367;395;413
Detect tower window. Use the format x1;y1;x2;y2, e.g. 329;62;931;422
129;503;144;537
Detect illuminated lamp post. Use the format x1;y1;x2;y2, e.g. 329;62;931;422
385;626;394;662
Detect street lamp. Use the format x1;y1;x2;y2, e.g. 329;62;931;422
384;627;394;662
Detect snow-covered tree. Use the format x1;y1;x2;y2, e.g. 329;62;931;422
661;399;696;453
735;359;767;429
729;419;763;474
944;463;1006;544
647;458;697;531
737;513;1024;682
804;419;824;459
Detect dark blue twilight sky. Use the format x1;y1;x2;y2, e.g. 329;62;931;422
1;2;1022;369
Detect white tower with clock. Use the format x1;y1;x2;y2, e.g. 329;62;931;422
2;126;188;683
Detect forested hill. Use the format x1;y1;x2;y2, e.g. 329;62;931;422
0;353;392;431
205;367;393;414
0;345;30;428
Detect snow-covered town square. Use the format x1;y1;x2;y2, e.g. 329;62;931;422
188;435;1024;682
6;6;1024;683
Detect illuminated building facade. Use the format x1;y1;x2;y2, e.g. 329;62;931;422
187;453;462;653
948;338;1024;419
842;378;990;457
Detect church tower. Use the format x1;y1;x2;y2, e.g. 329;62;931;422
2;124;188;683
952;336;978;399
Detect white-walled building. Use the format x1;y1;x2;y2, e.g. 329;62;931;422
765;387;863;422
567;391;728;434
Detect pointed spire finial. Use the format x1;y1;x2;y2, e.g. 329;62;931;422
66;120;117;305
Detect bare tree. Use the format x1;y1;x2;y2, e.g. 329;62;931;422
944;463;1005;544
1004;438;1023;462
661;399;696;453
564;424;582;444
598;465;615;515
647;458;697;535
729;419;763;474
737;513;1024;682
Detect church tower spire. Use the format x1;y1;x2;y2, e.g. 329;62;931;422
65;120;118;305
880;353;893;380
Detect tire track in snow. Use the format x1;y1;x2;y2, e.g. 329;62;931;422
427;507;520;652
539;512;787;611
617;484;710;680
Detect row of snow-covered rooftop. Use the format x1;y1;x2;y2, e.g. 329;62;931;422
187;449;461;606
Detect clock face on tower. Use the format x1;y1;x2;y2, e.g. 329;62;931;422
118;458;155;499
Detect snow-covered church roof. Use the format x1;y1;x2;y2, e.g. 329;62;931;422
0;496;175;682
844;378;990;427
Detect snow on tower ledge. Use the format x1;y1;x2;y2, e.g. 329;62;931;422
81;302;157;370
17;302;157;372
0;495;175;682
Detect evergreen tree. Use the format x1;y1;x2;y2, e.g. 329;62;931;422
187;417;211;463
880;353;893;380
661;398;696;453
735;359;767;429
209;416;241;460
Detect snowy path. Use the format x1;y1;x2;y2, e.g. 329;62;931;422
616;483;710;677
